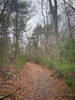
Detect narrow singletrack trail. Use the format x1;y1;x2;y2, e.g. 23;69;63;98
0;62;73;100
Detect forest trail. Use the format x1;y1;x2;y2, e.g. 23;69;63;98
0;62;74;100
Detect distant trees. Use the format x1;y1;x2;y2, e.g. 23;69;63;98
48;0;75;38
56;1;74;35
0;0;75;66
0;0;12;61
0;0;31;65
26;23;55;58
12;0;30;56
26;0;75;60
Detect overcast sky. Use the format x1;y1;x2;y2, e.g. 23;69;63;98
28;0;44;26
27;0;56;30
26;0;64;36
25;0;43;37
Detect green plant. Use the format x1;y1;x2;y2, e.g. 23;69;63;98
33;56;49;66
0;56;4;68
47;58;75;92
60;38;75;63
33;56;42;64
14;54;27;69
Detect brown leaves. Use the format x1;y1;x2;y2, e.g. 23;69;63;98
0;62;73;100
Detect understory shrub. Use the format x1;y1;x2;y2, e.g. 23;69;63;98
47;59;75;91
47;38;75;92
33;56;43;64
14;54;27;69
60;38;75;62
0;56;4;68
33;56;49;65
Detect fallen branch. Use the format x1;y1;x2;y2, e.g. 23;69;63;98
0;92;14;100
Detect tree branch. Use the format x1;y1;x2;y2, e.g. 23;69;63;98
63;0;75;11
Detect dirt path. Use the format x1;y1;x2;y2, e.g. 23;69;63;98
0;62;73;100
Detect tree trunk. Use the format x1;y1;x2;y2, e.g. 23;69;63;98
48;0;58;35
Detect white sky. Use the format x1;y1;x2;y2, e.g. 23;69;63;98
27;0;59;30
26;0;43;37
28;0;42;25
26;0;71;36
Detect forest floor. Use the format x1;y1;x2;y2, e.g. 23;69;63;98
0;62;74;100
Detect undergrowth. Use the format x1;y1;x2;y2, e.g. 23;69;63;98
32;38;75;93
14;54;27;70
47;59;75;91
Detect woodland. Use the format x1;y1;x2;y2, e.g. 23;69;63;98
0;0;75;100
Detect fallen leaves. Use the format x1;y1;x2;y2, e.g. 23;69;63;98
0;62;74;100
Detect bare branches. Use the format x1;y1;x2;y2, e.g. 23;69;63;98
63;0;75;11
0;0;5;6
1;0;9;15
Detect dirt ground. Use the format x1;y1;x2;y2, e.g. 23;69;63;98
0;62;74;100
